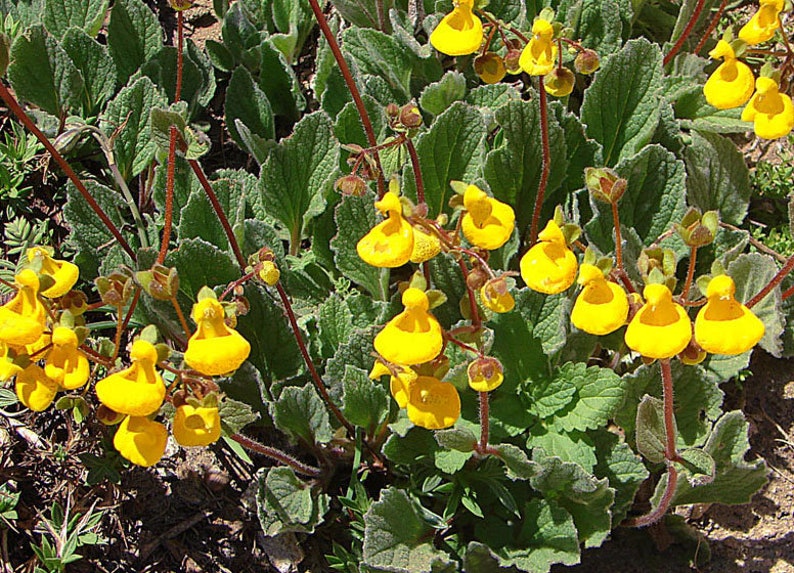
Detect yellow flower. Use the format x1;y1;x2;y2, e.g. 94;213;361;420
625;284;692;359
461;185;515;250
694;275;764;355
0;269;47;347
374;288;443;366
15;364;58;411
114;415;168;467
26;247;79;298
259;261;280;286
184;298;251;376
467;356;503;392
543;67;575;97
44;327;90;390
0;342;23;382
369;360;418;408
406;376;460;429
480;278;515;313
429;0;483;57
356;192;414;268
173;404;222;447
739;0;784;45
519;220;578;294
702;40;755;110
95;339;166;417
570;264;628;335
410;226;442;264
741;76;794;140
519;19;558;76
474;53;507;84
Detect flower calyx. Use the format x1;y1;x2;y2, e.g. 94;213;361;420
136;264;180;301
95;269;136;307
585;167;626;204
637;248;677;293
675;208;719;248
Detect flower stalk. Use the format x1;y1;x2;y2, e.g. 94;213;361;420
663;0;707;66
528;77;551;246
231;433;322;477
158;125;178;264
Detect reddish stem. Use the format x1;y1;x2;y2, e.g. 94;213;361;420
188;159;247;271
0;82;136;261
304;0;384;197
404;138;425;206
231;434;321;477
624;464;679;527
679;246;698;303
457;259;482;329
529;78;551;246
693;0;728;55
170;294;191;341
782;283;794;301
747;252;794;309
175;11;184;102
611;201;624;274
478;391;490;453
663;0;707;66
158;126;178;264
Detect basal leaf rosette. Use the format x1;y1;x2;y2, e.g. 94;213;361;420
625;284;691;359
694;275;764;355
184;295;251;377
429;0;484;57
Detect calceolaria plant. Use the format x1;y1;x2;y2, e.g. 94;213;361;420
2;0;794;570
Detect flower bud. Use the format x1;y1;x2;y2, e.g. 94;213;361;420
584;167;626;203
259;261;281;286
169;0;194;10
675;208;718;248
543;67;575;97
95;270;135;307
386;103;400;120
504;49;523;75
399;103;423;129
474;53;507;84
335;174;368;196
467;356;504;392
136;264;180;300
574;49;600;74
466;267;488;291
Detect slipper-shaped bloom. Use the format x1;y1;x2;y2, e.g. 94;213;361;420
570;264;629;335
357;192;414;268
15;364;58;411
467;356;503;392
410;226;442;264
520;220;578;294
44;327;90;390
474;53;507;84
429;0;483;57
26;247;79;299
695;275;764;355
0;270;47;347
544;67;575;97
369;360;418;408
461;185;515;250
739;0;784;45
703;40;755;110
625;284;692;359
374;288;443;366
406;376;461;429
114;415;168;467
0;342;22;382
184;298;251;376
95;339;166;417
480;278;515;313
173;404;222;447
519;19;558;76
741;76;794;140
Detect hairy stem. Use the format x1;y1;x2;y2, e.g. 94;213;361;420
457;259;482;329
158;126;178;264
693;0;728;55
175;10;184;102
663;0;707;66
611;200;624;274
624;464;679;527
404;138;425;206
231;434;321;477
170;294;192;341
0;82;136;261
528;77;551;246
747;252;794;309
679;246;698;303
478;391;490;453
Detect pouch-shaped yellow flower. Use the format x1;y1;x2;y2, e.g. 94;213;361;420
184;298;251;376
27;247;79;298
480;278;515;313
95;339;166;417
410;225;442;263
406;376;461;429
694;275;764;355
114;415;168;467
544;67;575;97
173;404;222;447
625;284;692;359
467;356;503;392
741;76;794;140
474;53;507;84
0;342;22;382
374;288;444;365
15;364;58;411
570;264;629;335
703;40;755;110
519;19;558;76
520;220;578;294
461;185;515;250
0;269;47;347
739;0;784;45
429;0;483;57
357;192;414;268
44;327;89;390
390;366;418;408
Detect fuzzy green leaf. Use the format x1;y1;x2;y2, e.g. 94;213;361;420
592;429;649;524
635;395;668;464
318;294;355;358
257;467;330;536
60;29;117;115
218;397;259;435
527;430;597;472
258;39;305;121
435;427;478;452
164;238;239;299
543;363;626;433
489;444;541;481
107;0;162;85
342;367;390;430
676;448;716;487
43;0;108;39
564;0;625;56
271;384;334;445
419;71;467;117
342;27;415;101
226;65;275;154
580;38;663;165
383;426;439;466
141;41;215;119
326;327;378;383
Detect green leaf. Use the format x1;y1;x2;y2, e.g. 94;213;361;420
635;395;668;464
342;27;415;101
8;25;83;117
564;0;625;56
43;0;108;39
404;101;487;218
164;238;239;299
218;397;259;435
435;427;478;452
585;144;687;253
257;467;330;536
464;83;522;130
331;0;397;29
727;253;785;357
489;444;541;480
676;448;716;487
527;430;597;472
580;38;663;165
426;253;467;328
258;39;305;121
317;294;355;358
490;293;548;393
255;111;339;252
330;191;389;300
326;327;378;383
342;367;390;430
383;426;439;465
529;372;577;419
226;65;275;154
101;76;167;181
435;449;472;473
483;99;567;236
592;429;649;524
271;384;334;445
683;131;751;225
60;29;117;115
107;0;162;85
362;488;453;573
664;411;767;506
419;71;467;117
